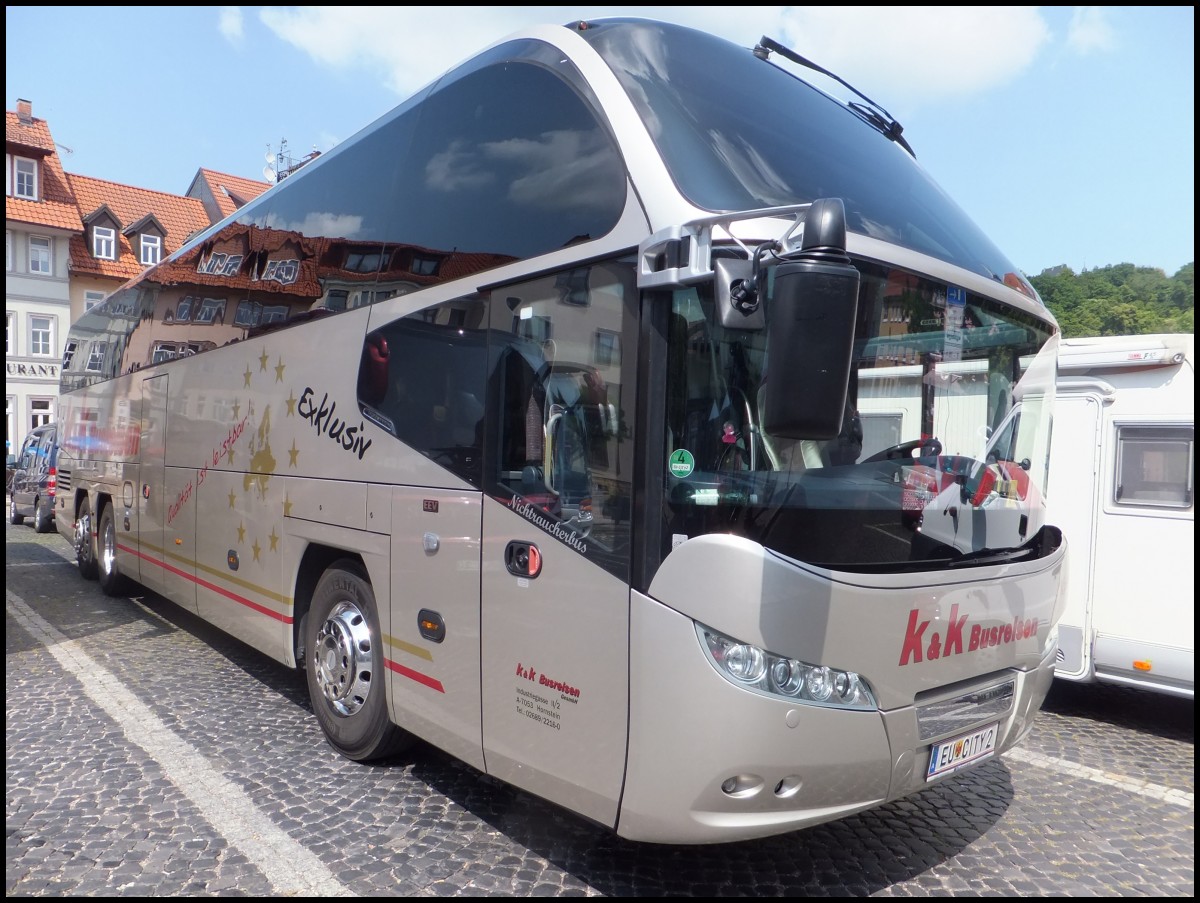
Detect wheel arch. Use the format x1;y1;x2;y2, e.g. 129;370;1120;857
293;544;368;669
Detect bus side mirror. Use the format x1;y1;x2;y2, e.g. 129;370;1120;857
761;198;860;440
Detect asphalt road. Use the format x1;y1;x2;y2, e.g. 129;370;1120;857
6;519;1194;896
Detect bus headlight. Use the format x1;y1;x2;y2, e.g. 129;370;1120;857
698;624;877;710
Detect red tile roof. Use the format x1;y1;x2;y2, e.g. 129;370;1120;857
5;109;56;153
5;111;83;232
66;173;211;281
191;168;272;220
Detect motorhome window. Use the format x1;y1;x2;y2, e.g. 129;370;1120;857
1114;425;1194;508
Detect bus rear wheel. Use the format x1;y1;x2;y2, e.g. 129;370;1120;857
97;504;130;596
305;561;412;762
76;498;99;580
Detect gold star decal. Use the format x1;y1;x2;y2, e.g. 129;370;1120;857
285;391;297;417
275;357;286;383
226;444;236;465
228;489;237;509
243;365;253;387
259;349;270;372
237;522;246;543
233;400;241;420
283;494;293;517
288;439;300;467
252;539;262;562
269;528;279;552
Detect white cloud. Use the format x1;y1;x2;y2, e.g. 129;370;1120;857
773;7;1051;106
218;6;244;45
1066;7;1117;55
256;6;1052;109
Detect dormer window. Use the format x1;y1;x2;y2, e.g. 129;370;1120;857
93;226;116;260
140;234;161;265
8;156;38;200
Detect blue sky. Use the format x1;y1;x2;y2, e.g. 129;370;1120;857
6;6;1194;278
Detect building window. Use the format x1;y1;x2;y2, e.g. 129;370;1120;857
29;235;51;274
30;398;53;430
63;340;78;369
140;234;161;265
5;230;11;271
84;290;106;311
5;312;12;355
12;157;38;200
93;226;116;260
30;316;53;356
1114;425;1195;509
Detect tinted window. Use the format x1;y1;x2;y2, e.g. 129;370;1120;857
358;298;489;486
243;42;625;272
578;19;1028;289
1115;425;1194;508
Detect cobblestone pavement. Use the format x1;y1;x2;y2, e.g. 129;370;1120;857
6;522;1194;896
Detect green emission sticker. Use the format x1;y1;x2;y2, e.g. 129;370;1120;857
669;448;695;478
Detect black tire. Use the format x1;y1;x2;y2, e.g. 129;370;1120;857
33;497;53;534
76;497;99;580
305;561;412;762
9;495;24;526
97;504;130;596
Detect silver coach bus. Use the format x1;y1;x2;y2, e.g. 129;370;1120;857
56;18;1065;843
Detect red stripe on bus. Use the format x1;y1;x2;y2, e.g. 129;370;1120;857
386;658;445;693
119;542;293;624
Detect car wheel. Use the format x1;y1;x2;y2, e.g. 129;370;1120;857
76;498;99;580
33;498;53;534
9;495;24;526
305;560;413;762
97;504;130;596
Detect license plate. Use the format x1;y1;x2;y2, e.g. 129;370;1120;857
926;722;998;780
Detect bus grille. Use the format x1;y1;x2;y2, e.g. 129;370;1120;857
916;679;1015;742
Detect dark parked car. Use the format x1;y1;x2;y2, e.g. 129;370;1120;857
9;423;59;533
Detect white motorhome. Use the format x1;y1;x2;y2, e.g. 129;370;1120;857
1049;333;1194;699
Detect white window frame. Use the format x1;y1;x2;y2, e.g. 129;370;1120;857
6;311;13;355
29;315;54;357
29;397;53;431
140;234;162;265
11;156;39;200
63;339;78;370
29;234;52;275
93;226;116;260
84;290;106;311
5;229;11;271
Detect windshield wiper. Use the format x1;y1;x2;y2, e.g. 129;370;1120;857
752;36;916;158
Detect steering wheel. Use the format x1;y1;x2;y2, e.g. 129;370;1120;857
863;437;943;463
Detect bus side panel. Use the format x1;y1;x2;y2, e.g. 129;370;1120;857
191;467;301;662
385;486;484;773
1046;393;1102;680
479;498;629;830
137;374;183;604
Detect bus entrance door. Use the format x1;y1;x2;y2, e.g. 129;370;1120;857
478;500;631;831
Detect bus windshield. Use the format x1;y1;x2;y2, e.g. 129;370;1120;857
662;261;1059;570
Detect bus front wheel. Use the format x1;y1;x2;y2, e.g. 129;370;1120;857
305;561;412;762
